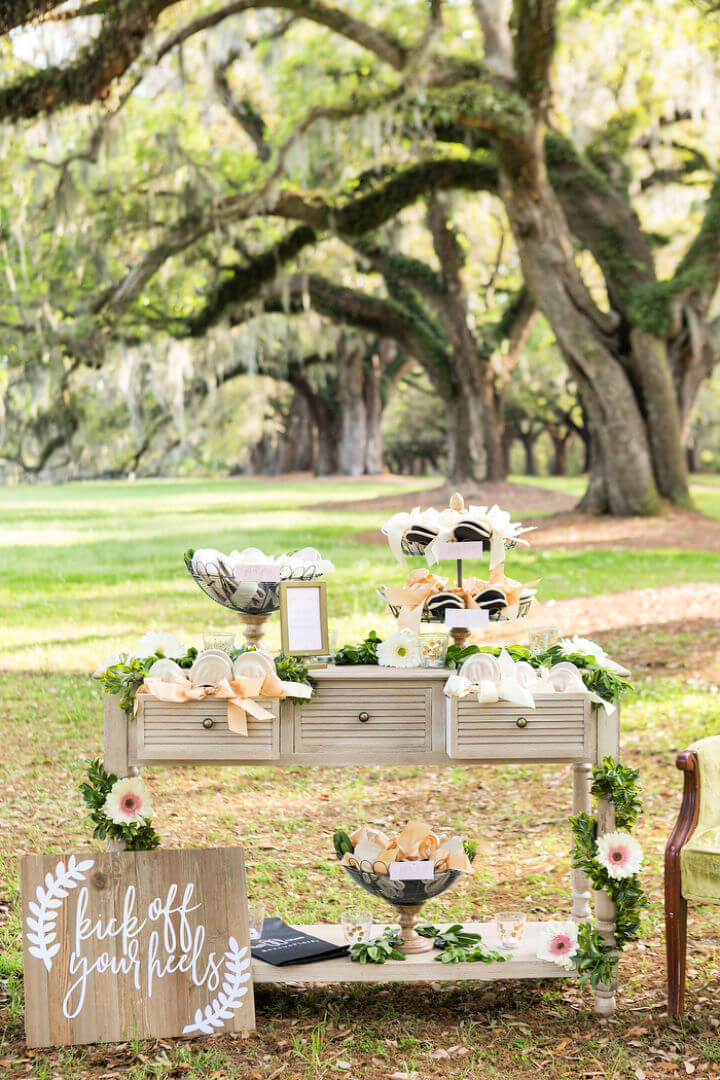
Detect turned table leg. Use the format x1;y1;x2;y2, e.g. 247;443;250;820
572;763;592;921
103;693;136;852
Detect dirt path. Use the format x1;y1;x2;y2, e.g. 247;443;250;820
306;480;576;515
529;508;720;552
537;582;720;638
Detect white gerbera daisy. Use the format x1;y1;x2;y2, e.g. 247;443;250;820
376;630;420;668
536;921;579;969
596;831;643;880
92;652;124;678
103;777;153;826
131;630;185;659
558;636;627;674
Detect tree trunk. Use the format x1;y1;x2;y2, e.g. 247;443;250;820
279;389;314;473
363;351;384;475
550;430;571;476
294;391;316;472
338;345;367;475
446;389;487;487
669;313;720;443
520;431;538;476
288;373;339;475
315;423;339;475
627;329;691;506
499;157;661;515
484;382;507;482
502;428;514;476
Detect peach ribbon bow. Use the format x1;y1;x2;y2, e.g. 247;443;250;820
137;671;310;736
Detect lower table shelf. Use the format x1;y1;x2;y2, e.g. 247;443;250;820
251;922;575;984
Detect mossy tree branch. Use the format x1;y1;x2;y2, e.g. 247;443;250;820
234;274;453;391
511;0;557;112
0;0;66;32
0;0;181;122
545;132;656;318
673;176;720;304
98;156;498;321
351;240;447;302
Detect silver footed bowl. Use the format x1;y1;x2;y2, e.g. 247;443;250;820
340;861;465;954
342;863;463;906
185;554;324;616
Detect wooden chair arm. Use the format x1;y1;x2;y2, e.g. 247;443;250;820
665;751;701;864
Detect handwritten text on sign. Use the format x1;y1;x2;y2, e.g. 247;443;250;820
20;847;255;1047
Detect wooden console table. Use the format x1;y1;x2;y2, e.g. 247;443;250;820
103;665;620;1016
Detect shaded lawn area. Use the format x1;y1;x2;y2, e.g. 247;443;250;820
1;476;720;1079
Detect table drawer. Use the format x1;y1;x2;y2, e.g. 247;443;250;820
446;694;588;761
136;698;280;763
294;684;431;758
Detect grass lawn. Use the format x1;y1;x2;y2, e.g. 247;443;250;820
1;475;720;1079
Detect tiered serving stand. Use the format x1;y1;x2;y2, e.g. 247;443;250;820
379;499;534;650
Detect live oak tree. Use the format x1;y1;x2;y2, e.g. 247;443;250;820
2;0;720;509
247;239;533;485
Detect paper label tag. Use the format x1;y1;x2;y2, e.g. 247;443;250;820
444;609;490;628
435;541;487;559
389;860;435;881
233;565;283;582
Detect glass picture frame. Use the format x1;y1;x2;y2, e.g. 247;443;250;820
279;580;329;657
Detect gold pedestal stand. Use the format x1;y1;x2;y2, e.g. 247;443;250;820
449;626;470;650
394;904;434;954
242;612;272;648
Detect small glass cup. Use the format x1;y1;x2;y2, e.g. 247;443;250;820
419;632;450;668
529;626;560;655
496;910;526;950
341;908;373;945
247;900;266;941
203;630;236;653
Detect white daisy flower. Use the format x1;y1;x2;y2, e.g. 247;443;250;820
92;652;124;678
536;921;579;969
131;630;185;659
103;777;153;826
376;630;421;668
558;636;628;674
596;831;643;880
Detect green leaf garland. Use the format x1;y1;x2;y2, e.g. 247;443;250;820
570;756;647;985
100;644;315;715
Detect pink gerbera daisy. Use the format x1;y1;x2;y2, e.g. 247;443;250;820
596;831;643;880
536;921;579;969
103;777;153;826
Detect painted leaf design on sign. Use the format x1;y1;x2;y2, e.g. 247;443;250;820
182;937;251;1035
26;856;94;972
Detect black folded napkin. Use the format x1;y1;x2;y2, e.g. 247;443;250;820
250;917;349;966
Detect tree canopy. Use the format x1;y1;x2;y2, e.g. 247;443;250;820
1;0;719;508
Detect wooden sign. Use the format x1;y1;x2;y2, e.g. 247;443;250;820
279;579;329;657
20;847;255;1047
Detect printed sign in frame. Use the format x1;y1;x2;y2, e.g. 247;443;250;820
279;579;329;657
20;846;255;1047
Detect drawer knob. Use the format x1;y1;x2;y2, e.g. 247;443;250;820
202;717;215;730
358;711;370;723
515;716;528;729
